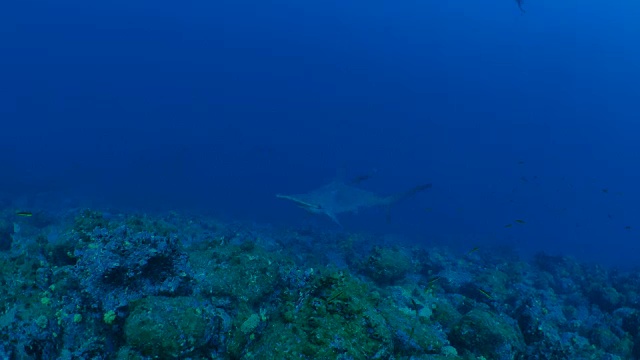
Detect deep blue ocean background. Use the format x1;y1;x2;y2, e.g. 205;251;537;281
1;0;639;266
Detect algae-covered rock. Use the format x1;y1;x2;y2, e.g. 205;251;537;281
124;296;218;358
430;298;462;330
451;308;525;359
589;285;624;312
378;286;449;355
189;244;283;307
591;326;633;357
249;268;394;359
361;246;414;284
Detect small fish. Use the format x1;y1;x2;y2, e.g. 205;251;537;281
351;174;373;184
602;188;609;193
426;276;441;286
15;211;33;217
514;219;526;224
408;298;420;338
410;298;419;312
520;176;528;183
478;288;493;299
466;247;480;256
327;289;346;303
625;226;632;231
504;224;513;228
515;0;525;13
517;160;525;165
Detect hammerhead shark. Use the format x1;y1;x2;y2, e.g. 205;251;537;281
277;180;432;226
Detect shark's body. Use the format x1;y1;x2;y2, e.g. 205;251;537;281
277;181;431;226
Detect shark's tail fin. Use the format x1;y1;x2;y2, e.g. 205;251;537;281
382;183;432;224
384;183;432;205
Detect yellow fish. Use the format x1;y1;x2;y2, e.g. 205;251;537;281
466;247;479;256
478;288;493;299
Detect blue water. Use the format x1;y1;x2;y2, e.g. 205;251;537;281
1;0;639;266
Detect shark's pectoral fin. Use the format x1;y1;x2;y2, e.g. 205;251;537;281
325;211;342;227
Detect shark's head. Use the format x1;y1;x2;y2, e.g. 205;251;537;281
276;193;341;226
276;194;325;214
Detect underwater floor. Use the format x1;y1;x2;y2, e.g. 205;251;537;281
0;208;638;359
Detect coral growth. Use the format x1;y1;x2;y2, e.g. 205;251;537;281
0;209;638;358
